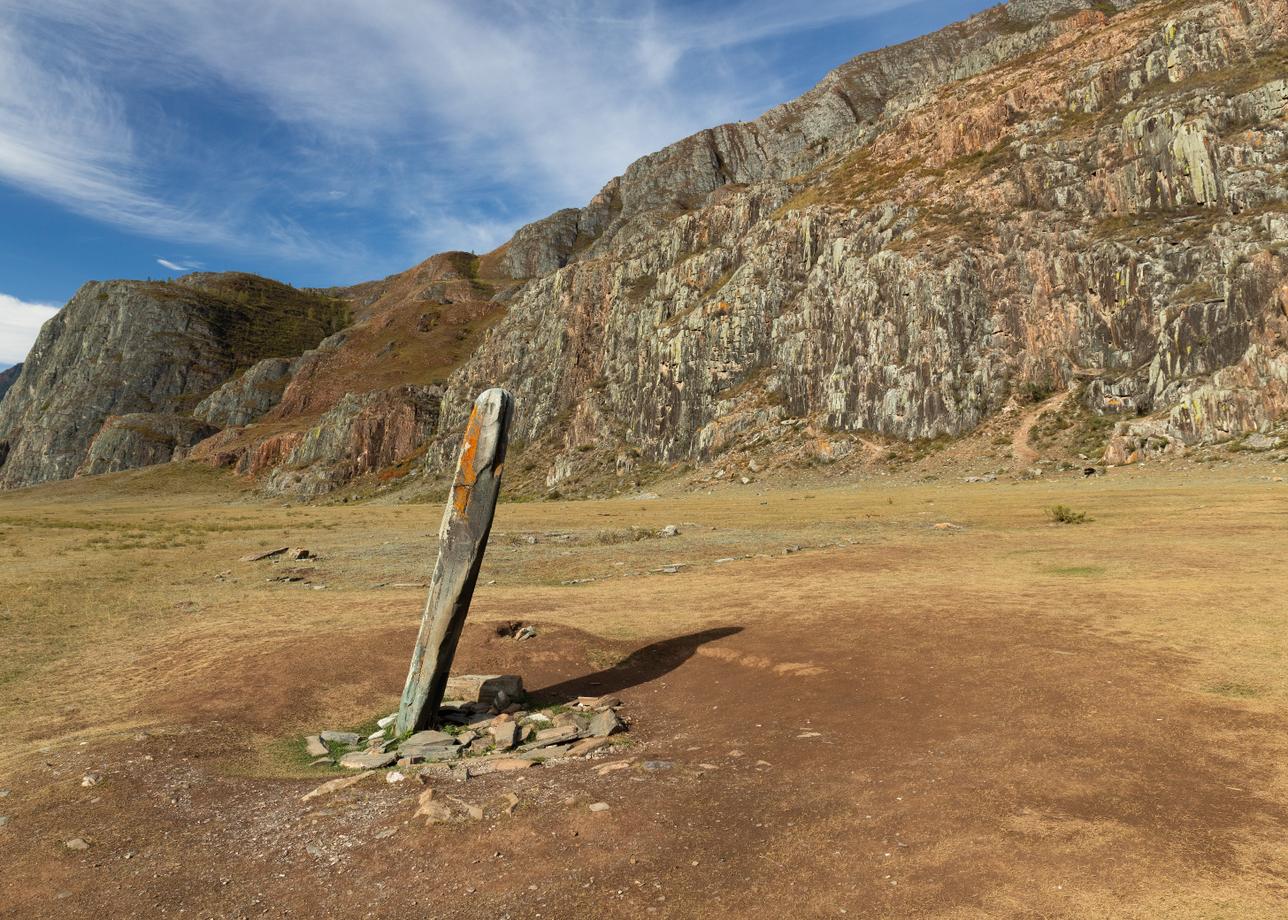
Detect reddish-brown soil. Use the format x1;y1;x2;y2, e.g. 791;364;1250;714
3;540;1285;919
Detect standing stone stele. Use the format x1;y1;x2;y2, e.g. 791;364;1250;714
395;388;513;735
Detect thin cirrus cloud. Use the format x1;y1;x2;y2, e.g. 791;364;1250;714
156;258;201;272
0;292;59;365
0;0;920;269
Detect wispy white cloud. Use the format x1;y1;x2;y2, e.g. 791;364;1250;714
0;293;59;365
0;0;922;268
156;257;201;272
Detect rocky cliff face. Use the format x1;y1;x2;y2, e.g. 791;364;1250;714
4;0;1284;495
433;0;1288;487
0;364;20;404
261;385;442;499
78;413;221;477
0;275;349;488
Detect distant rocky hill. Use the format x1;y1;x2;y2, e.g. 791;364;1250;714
0;275;348;488
0;0;1284;494
0;364;20;404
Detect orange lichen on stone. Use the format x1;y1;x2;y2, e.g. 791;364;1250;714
452;405;482;514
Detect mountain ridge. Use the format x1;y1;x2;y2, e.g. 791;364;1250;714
1;0;1284;495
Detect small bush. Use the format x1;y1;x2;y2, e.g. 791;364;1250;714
1047;504;1089;524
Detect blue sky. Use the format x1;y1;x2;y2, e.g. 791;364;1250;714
0;0;993;367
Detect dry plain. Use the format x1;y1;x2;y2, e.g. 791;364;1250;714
0;459;1286;918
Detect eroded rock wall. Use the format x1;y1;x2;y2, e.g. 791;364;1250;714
0;276;348;488
435;0;1288;483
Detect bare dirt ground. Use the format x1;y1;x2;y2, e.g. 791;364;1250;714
1;458;1287;918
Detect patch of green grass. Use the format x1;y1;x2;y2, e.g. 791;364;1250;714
1204;681;1260;699
1047;505;1090;524
1045;565;1107;576
586;647;626;671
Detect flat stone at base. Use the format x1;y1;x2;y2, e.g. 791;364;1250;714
400;745;461;764
301;770;375;802
466;758;535;777
525;725;580;750
320;731;361;746
304;735;328;758
402;730;455;748
518;743;574;760
444;674;523;705
338;751;396;770
588;710;625;738
568;737;612;757
588;802;610;813
491;722;520;751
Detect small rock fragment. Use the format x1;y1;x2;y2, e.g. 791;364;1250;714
588;710;625;738
65;838;90;850
386;771;407;784
301;770;375;802
502;792;520;816
305;735;328;758
491;722;520;751
568;737;611;757
240;546;288;562
588;802;610;813
80;773;101;788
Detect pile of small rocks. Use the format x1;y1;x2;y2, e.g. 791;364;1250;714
303;675;626;782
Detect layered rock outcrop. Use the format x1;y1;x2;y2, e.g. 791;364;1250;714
0;364;21;403
433;0;1288;482
263;385;442;498
4;0;1285;494
0;275;348;488
78;413;220;477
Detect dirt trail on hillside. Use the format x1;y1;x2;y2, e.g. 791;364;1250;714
1011;392;1069;465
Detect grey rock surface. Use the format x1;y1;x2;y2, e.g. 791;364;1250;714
193;356;297;428
0;275;347;489
78;413;220;477
428;0;1287;480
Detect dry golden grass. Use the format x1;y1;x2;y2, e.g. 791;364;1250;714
3;460;1286;764
1;458;1287;917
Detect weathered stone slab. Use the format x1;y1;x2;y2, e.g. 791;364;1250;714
443;674;524;705
491;722;520;751
568;737;612;757
301;770;374;802
465;758;535;777
396;389;514;734
589;710;626;738
319;731;360;746
400;745;461;764
338;751;396;770
520;725;581;752
241;546;289;562
402;730;455;748
304;735;328;758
